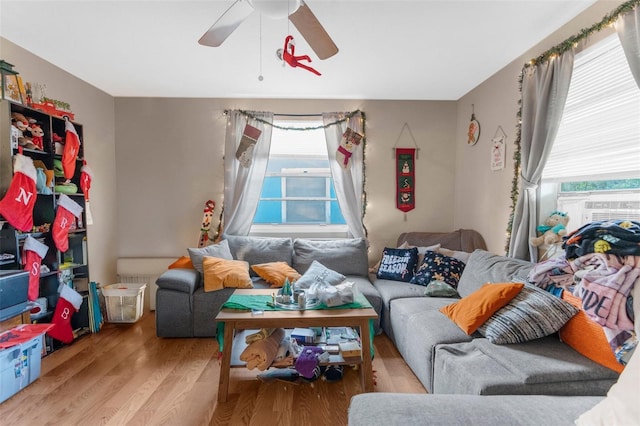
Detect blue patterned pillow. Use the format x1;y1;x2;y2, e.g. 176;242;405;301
410;251;465;287
376;247;419;282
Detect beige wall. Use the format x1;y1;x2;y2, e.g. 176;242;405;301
114;98;457;264
454;0;626;254
0;38;118;285
1;0;626;275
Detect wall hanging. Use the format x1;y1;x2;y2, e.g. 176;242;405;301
467;104;480;146
393;122;419;217
491;125;507;171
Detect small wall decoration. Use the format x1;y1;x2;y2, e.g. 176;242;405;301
467;104;480;146
396;148;415;213
490;126;507;171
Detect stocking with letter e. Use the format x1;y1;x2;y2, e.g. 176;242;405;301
47;284;83;344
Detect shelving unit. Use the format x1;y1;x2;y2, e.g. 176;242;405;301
0;100;90;355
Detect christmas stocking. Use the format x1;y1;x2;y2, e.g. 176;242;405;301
235;124;262;168
335;127;363;169
0;152;37;232
53;194;83;252
80;161;94;225
47;284;83;344
63;119;81;180
23;236;48;301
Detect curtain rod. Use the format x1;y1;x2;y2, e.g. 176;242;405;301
223;109;323;117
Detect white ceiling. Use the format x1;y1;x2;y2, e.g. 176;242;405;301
0;0;597;100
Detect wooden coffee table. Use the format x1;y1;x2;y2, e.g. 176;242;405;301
215;288;378;402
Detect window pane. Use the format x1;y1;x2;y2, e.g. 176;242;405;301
261;176;282;198
286;177;326;197
253;201;282;224
286;201;325;223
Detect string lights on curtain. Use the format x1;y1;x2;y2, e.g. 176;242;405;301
222;108;369;234
504;0;640;253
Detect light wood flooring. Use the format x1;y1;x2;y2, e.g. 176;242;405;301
1;312;426;425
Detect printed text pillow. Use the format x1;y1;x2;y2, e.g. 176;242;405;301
376;247;419;282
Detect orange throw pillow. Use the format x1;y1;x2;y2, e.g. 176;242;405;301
559;291;624;373
168;256;194;269
440;282;524;334
251;262;301;288
202;257;253;292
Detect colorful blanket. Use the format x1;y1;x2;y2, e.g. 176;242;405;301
528;252;639;362
563;220;640;260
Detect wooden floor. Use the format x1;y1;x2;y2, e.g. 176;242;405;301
1;313;426;426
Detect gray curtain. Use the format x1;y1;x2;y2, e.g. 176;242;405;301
508;51;574;261
615;4;640;88
323;112;366;239
223;110;273;236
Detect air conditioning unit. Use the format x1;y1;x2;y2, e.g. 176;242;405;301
584;200;640;222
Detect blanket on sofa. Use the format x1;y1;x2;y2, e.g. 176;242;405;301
529;252;638;362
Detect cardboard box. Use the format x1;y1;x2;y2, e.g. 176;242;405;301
339;341;361;358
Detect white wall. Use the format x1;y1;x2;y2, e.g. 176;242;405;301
454;0;626;255
0;38;118;286
114;98;458;264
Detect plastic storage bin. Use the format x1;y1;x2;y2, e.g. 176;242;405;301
0;334;43;403
102;283;146;323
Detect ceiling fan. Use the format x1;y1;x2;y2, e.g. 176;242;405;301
198;0;338;60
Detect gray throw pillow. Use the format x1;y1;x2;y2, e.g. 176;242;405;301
187;239;233;273
293;238;369;276
294;260;346;289
223;235;293;276
477;284;579;344
424;280;460;298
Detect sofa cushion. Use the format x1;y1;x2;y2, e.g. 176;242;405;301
439;282;524;334
424;280;459;297
251;262;301;288
202;257;253;292
376;247;419;282
294;260;346;289
187;239;234;273
456;249;533;297
223;235;293;276
478;284;578;344
156;268;201;294
389;297;474;392
348;393;603;426
410;251;465;287
293;238;369;276
433;337;619;395
168;256;194;269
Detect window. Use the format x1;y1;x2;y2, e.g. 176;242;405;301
250;119;347;238
541;34;640;232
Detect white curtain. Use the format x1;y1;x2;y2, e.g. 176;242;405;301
223;110;273;236
323;112;366;239
615;3;640;88
508;51;574;261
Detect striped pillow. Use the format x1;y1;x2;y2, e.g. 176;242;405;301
478;284;579;344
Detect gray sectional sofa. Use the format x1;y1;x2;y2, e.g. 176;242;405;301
155;235;382;337
373;237;619;396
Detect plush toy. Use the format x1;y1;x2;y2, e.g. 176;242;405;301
531;211;570;247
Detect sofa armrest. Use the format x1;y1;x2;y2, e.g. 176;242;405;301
156;268;201;294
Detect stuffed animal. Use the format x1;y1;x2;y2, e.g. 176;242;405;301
531;211;570;247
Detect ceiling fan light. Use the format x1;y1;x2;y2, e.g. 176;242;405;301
250;0;301;19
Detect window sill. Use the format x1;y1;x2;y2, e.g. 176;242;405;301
249;224;350;239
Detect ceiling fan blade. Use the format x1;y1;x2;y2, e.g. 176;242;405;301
198;0;255;47
288;2;338;60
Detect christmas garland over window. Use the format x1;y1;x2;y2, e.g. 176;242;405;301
504;0;640;253
223;108;368;236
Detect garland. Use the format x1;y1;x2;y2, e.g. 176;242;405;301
504;0;639;253
223;109;368;237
